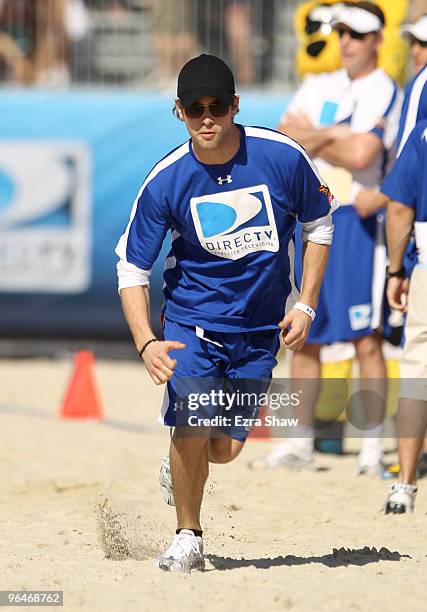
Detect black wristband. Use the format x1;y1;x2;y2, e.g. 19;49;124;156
387;266;406;279
138;338;158;358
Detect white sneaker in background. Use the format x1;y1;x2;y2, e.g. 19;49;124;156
154;530;205;573
248;438;314;470
384;483;417;514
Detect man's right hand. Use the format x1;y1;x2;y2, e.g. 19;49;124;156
142;340;186;385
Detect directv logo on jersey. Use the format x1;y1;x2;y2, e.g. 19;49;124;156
190;184;279;260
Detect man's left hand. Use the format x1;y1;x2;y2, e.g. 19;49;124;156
387;277;409;312
278;309;312;351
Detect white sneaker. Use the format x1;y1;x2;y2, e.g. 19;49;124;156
249;441;314;470
384;483;417;514
159;456;175;506
154;530;205;573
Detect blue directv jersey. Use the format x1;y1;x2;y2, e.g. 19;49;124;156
382;120;427;264
396;64;427;156
382;120;427;217
116;124;334;332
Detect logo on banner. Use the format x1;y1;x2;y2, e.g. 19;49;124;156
190;184;278;260
0;141;91;293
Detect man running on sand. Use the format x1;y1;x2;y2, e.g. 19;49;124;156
116;54;337;572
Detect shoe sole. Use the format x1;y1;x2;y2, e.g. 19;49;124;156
385;502;412;514
158;558;206;573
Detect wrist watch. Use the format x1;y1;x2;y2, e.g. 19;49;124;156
386;266;405;279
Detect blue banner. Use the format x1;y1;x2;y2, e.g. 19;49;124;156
0;90;290;338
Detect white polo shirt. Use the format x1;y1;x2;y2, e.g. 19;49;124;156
282;68;402;204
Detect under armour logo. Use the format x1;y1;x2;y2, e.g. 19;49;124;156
217;175;232;185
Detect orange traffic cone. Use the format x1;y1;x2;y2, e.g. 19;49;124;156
60;351;104;421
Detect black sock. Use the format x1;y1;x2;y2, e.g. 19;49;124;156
176;528;203;538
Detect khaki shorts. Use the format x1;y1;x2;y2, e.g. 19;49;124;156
400;266;427;400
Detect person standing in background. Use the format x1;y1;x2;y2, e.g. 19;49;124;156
355;14;427;219
381;119;427;513
255;2;402;475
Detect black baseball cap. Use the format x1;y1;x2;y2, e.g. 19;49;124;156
177;54;235;107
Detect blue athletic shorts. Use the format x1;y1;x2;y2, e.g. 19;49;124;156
295;206;383;344
159;318;281;442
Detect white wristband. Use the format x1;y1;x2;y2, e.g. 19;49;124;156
293;302;316;321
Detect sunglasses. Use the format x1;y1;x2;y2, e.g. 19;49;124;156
410;37;427;48
184;100;231;119
336;27;371;40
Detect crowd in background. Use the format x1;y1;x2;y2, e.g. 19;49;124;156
0;0;278;87
1;0;425;89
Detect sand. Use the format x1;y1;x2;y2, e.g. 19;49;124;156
0;356;426;612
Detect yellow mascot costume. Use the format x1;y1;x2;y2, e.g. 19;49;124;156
295;0;409;84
